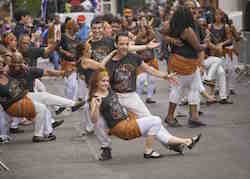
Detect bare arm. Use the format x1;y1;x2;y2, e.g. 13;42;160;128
181;27;206;51
81;50;116;70
90;97;101;123
139;61;167;79
43;69;64;77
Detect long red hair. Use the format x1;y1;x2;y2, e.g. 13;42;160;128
88;69;109;101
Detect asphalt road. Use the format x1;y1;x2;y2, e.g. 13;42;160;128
1;61;250;179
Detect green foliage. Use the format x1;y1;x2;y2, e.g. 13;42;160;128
14;0;42;17
124;0;146;8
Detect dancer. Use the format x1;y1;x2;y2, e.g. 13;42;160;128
89;69;202;160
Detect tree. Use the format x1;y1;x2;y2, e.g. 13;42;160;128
14;0;42;17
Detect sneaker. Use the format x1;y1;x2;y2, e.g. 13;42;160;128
187;133;202;150
229;89;236;95
9;128;24;134
99;147;112;161
145;98;156;104
55;107;66;115
188;119;206;128
165;118;182;127
167;144;186;155
32;134;56;143
218;98;233;104
52;120;64;129
144;150;161;159
203;80;215;87
0;137;11;144
71;101;86;112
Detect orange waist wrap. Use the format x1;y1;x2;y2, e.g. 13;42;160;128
110;112;141;140
168;54;200;75
7;96;36;119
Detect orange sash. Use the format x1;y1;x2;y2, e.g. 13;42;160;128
7;96;36;119
168;54;200;75
110;112;141;140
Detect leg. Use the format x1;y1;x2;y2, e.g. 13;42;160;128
146;74;156;103
136;73;147;96
117;92;151;118
27;92;75;107
64;72;78;101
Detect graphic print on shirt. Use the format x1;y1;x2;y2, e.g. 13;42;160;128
9;79;24;99
91;45;112;62
109;93;128;120
113;64;136;92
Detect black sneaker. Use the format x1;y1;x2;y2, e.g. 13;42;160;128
167;144;186;155
145;98;156;104
71;101;86;112
188;120;206;128
165;118;182;127
99;147;112;161
203;80;215;87
144;150;161;159
229;90;236;95
52;120;64;129
32;134;56;143
218;98;233;104
9;128;24;134
55;107;66;115
187;133;202;150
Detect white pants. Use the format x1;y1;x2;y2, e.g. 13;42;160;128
78;76;88;100
0;110;9;137
31;100;53;137
137;73;156;98
225;50;238;90
95;91;152;148
27;92;76;107
117;92;151;118
203;56;227;99
137;115;173;146
64;72;78;101
169;69;200;105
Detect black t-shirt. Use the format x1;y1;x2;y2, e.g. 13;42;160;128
89;37;115;62
77;37;115;84
100;89;129;129
106;53;142;93
8;67;44;92
22;47;45;67
60;34;80;61
0;76;27;110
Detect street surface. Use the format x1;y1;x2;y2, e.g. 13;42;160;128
1;61;250;179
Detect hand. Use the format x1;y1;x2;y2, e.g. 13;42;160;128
109;49;117;56
147;39;160;49
173;39;183;47
93;97;102;107
163;72;179;85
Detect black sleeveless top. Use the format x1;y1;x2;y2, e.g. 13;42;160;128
172;40;198;59
100;89;129;129
0;76;26;110
210;24;226;44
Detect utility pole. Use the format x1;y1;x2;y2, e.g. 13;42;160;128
9;0;13;19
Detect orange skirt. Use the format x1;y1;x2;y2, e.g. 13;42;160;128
110;112;141;140
7;96;36;119
168;54;200;75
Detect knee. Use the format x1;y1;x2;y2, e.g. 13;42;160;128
217;67;225;76
151;116;162;127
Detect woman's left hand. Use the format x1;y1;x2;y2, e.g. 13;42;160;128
164;72;179;85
